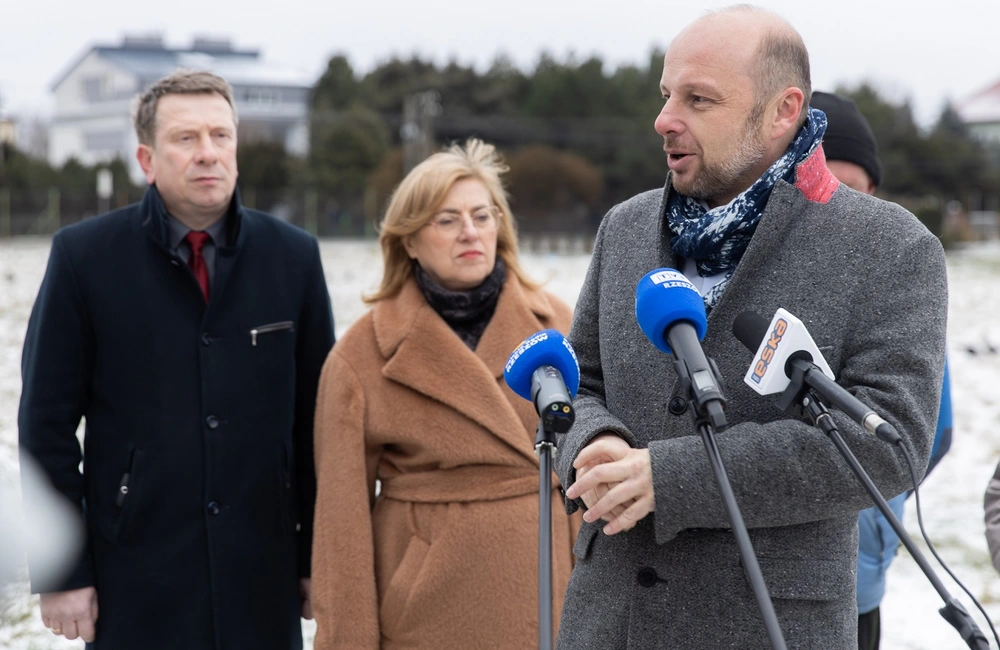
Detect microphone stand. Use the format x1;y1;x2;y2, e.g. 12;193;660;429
781;359;990;650
674;358;788;650
536;418;557;650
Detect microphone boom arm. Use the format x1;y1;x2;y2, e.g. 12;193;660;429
782;360;989;650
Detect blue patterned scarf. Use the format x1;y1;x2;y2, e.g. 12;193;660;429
667;107;828;311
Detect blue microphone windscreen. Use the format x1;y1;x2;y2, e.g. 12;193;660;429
504;329;580;401
635;269;708;354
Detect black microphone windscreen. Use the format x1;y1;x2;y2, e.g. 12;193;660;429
732;311;769;353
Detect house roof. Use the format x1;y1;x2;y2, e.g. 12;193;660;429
957;80;1000;125
51;38;315;91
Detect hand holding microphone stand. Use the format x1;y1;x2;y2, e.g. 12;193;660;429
636;270;788;650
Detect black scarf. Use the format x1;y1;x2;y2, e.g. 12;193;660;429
414;259;506;350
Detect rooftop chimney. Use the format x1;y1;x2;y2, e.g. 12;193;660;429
191;37;234;54
121;33;165;49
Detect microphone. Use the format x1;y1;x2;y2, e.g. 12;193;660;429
732;309;901;444
506;330;582;648
635;269;726;430
732;308;835;395
504;329;580;434
734;311;992;650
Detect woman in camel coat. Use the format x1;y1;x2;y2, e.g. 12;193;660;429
312;139;579;649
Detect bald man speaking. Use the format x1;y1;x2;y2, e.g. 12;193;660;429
555;6;947;648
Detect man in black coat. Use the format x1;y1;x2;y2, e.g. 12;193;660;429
18;70;336;649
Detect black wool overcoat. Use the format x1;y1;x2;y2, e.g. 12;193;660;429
19;185;336;650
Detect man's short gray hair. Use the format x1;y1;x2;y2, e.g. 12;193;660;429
133;70;238;146
714;5;812;126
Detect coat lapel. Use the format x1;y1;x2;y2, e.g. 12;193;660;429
475;274;555;382
374;275;550;463
657;178;679;271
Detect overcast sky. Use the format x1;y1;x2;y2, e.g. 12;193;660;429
2;0;997;128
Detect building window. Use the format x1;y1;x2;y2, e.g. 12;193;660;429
283;89;306;104
84;130;124;152
83;77;105;102
244;88;280;105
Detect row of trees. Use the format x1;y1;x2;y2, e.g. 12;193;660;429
847;84;1000;235
0;144;141;235
298;52;669;233
1;51;997;238
270;52;1000;237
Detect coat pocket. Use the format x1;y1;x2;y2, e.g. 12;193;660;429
250;321;295;347
379;528;431;635
114;447;144;543
247;321;297;393
573;520;601;561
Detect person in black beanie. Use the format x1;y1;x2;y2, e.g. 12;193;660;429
811;90;954;650
811;91;883;193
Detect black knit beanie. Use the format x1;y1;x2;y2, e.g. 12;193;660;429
810;91;883;187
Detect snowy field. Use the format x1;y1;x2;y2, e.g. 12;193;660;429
1;236;998;649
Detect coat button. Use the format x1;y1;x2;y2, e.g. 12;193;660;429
207;501;221;516
668;396;688;415
201;332;212;346
637;567;659;588
206;415;219;429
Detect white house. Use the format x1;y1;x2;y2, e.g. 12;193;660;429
49;35;315;183
957;80;1000;145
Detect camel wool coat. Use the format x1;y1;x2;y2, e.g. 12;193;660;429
312;272;579;649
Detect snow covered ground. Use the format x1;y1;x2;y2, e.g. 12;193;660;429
1;236;997;649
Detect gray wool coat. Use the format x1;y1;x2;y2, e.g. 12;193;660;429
554;174;947;650
983;457;1000;574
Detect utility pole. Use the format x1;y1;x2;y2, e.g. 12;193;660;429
401;90;441;174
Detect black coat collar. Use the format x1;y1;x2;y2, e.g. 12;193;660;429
139;184;246;251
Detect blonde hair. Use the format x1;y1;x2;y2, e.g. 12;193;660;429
365;139;537;303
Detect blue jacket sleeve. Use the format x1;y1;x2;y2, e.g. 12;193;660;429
856;492;907;614
856;358;951;612
926;357;952;477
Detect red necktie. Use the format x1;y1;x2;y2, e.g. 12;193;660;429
185;231;211;303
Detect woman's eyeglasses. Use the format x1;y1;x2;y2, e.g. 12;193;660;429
427;207;499;237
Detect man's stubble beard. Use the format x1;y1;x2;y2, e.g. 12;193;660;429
673;105;770;204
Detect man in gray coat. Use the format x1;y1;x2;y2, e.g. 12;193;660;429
555;6;947;649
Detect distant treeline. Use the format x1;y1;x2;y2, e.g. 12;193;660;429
1;52;997;238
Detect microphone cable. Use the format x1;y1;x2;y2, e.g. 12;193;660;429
894;440;1000;647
